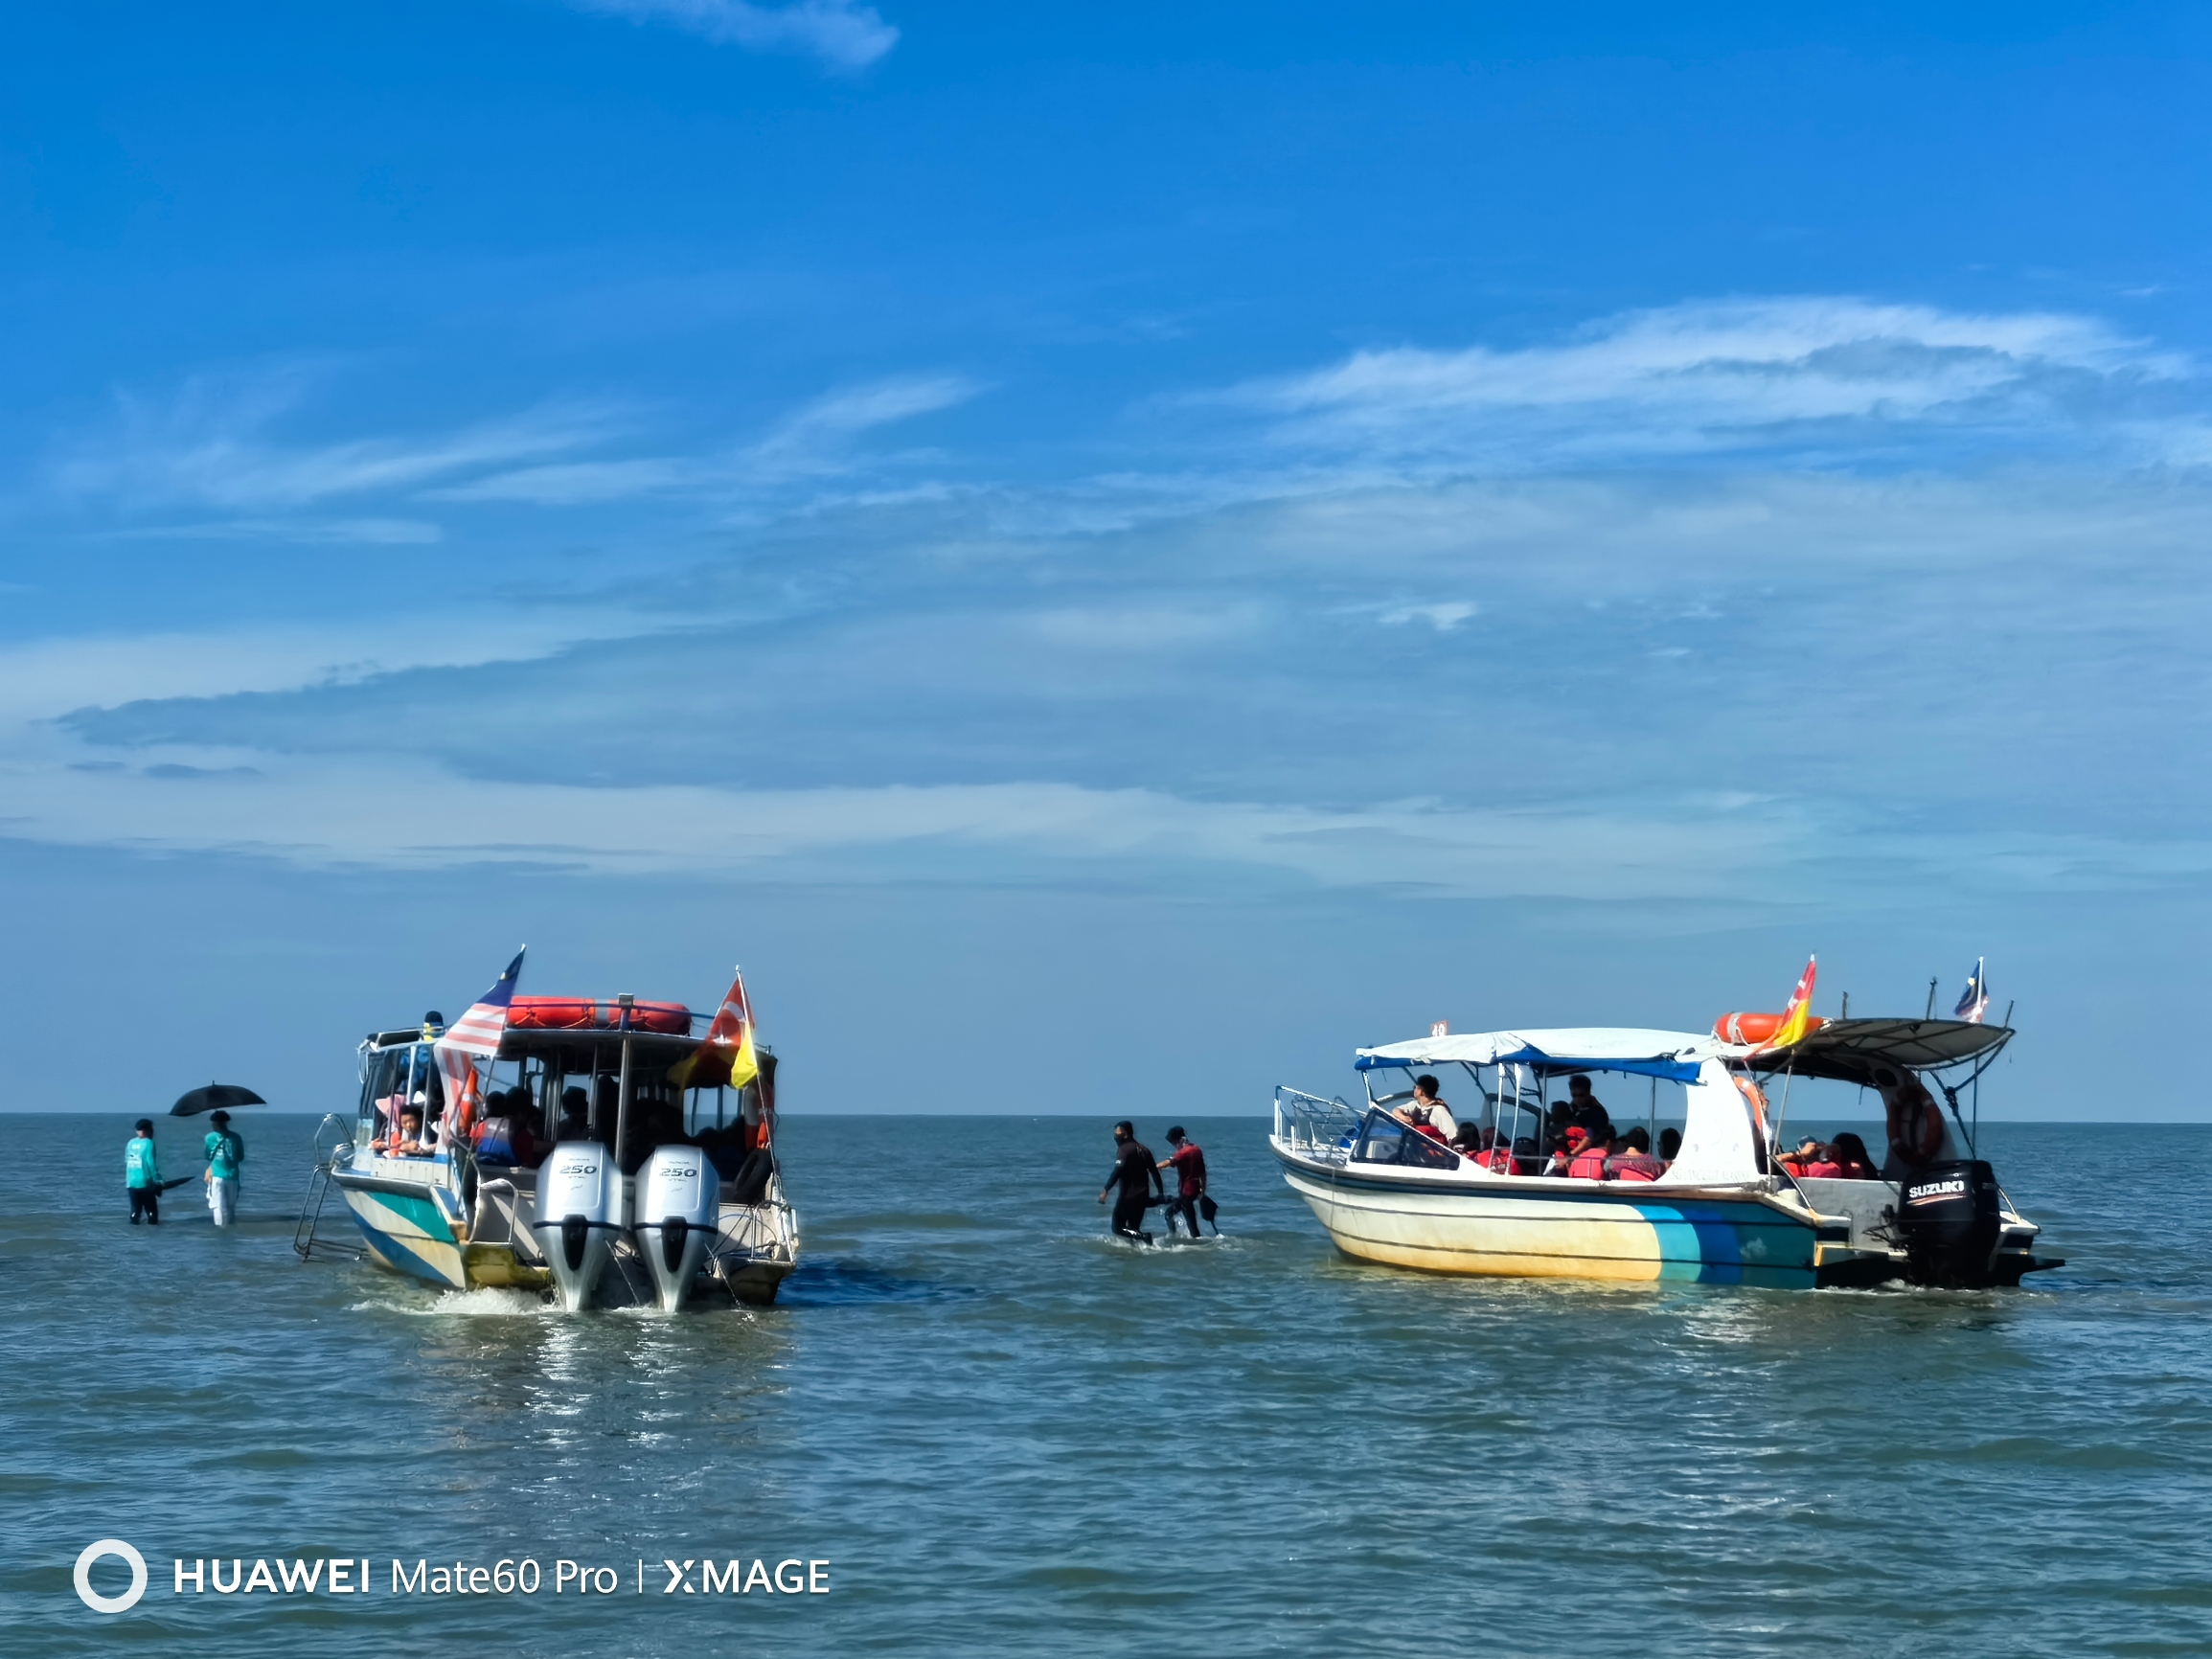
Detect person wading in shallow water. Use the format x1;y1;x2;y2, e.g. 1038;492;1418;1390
125;1119;163;1224
203;1109;245;1227
1156;1125;1215;1239
1096;1121;1163;1245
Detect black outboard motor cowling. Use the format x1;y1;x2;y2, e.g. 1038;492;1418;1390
1894;1160;2003;1287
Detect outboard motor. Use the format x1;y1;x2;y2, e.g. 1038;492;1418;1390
635;1145;720;1312
1894;1160;2003;1288
531;1143;620;1310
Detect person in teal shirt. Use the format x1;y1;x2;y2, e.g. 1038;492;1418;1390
203;1108;244;1227
125;1119;163;1224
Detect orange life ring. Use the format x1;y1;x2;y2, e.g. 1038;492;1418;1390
508;996;692;1034
1713;1011;1829;1045
1885;1083;1947;1168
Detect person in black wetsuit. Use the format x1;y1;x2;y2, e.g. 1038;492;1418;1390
1096;1120;1162;1244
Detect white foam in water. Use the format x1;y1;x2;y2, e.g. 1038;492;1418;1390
347;1286;547;1318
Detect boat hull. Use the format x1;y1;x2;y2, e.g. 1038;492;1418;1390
337;1174;471;1289
1277;1151;1831;1288
333;1167;790;1303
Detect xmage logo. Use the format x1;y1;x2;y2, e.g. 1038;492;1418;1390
74;1540;148;1614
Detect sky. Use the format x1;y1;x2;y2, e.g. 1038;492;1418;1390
2;2;2209;1118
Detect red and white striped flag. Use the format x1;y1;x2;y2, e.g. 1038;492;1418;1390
434;949;523;1143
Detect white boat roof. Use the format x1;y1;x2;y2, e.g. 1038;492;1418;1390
1357;1027;1724;1077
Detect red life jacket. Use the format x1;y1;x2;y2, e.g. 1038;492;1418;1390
1478;1147;1516;1173
1567;1149;1610;1180
1608;1154;1661;1182
1412;1122;1448;1143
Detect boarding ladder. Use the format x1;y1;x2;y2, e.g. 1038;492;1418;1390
292;1115;367;1262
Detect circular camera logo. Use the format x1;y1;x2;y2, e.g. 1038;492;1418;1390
74;1539;148;1614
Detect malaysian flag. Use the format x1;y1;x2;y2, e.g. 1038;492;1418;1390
1953;957;1990;1025
670;966;759;1093
434;948;524;1142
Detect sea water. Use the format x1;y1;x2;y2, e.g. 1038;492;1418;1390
2;1114;2207;1657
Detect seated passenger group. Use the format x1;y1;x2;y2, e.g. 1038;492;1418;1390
1776;1132;1879;1181
1400;1072;1685;1181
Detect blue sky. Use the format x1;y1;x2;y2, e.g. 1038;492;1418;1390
3;3;2209;1116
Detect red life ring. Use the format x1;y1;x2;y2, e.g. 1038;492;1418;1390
1885;1083;1947;1168
1713;1011;1830;1045
508;996;692;1034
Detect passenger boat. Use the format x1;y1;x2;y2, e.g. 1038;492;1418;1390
297;959;798;1308
1269;1014;2063;1290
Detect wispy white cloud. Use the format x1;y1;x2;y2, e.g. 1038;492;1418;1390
54;372;617;511
1374;601;1476;630
436;374;978;504
102;516;444;545
425;457;690;506
1215;297;2205;470
731;375;978;485
568;0;898;72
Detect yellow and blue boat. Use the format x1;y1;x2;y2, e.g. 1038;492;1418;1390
1270;1019;2060;1289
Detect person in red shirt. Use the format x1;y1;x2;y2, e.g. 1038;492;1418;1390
1156;1125;1215;1238
1564;1125;1611;1180
1829;1131;1880;1180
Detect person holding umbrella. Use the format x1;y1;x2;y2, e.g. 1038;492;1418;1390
203;1109;245;1226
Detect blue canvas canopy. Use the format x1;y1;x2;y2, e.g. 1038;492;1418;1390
1354;1027;1718;1084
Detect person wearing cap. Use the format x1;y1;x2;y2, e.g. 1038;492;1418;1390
125;1119;164;1224
203;1109;246;1226
1156;1126;1213;1239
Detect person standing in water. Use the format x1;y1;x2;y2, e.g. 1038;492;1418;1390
1096;1120;1162;1244
125;1119;163;1224
203;1108;245;1227
1156;1125;1213;1239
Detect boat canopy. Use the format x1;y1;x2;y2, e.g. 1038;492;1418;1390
1737;1017;2012;1085
1356;1028;1721;1083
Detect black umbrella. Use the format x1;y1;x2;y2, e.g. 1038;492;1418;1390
170;1083;267;1117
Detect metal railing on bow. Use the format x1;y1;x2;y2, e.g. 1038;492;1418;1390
1272;1086;1363;1165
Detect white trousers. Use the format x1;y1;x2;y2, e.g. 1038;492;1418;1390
206;1175;238;1226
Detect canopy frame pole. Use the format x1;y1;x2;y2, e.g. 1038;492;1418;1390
589;1045;604;1140
613;993;636;1180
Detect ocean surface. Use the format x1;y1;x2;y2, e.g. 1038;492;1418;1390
2;1112;2206;1657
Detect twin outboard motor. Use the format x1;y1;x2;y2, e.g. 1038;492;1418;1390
532;1143;621;1310
634;1145;720;1311
1894;1160;2003;1288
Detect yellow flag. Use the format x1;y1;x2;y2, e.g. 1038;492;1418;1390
671;967;759;1092
1768;956;1817;1049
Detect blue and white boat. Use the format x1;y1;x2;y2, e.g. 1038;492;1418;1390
299;981;798;1307
1269;1018;2061;1289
